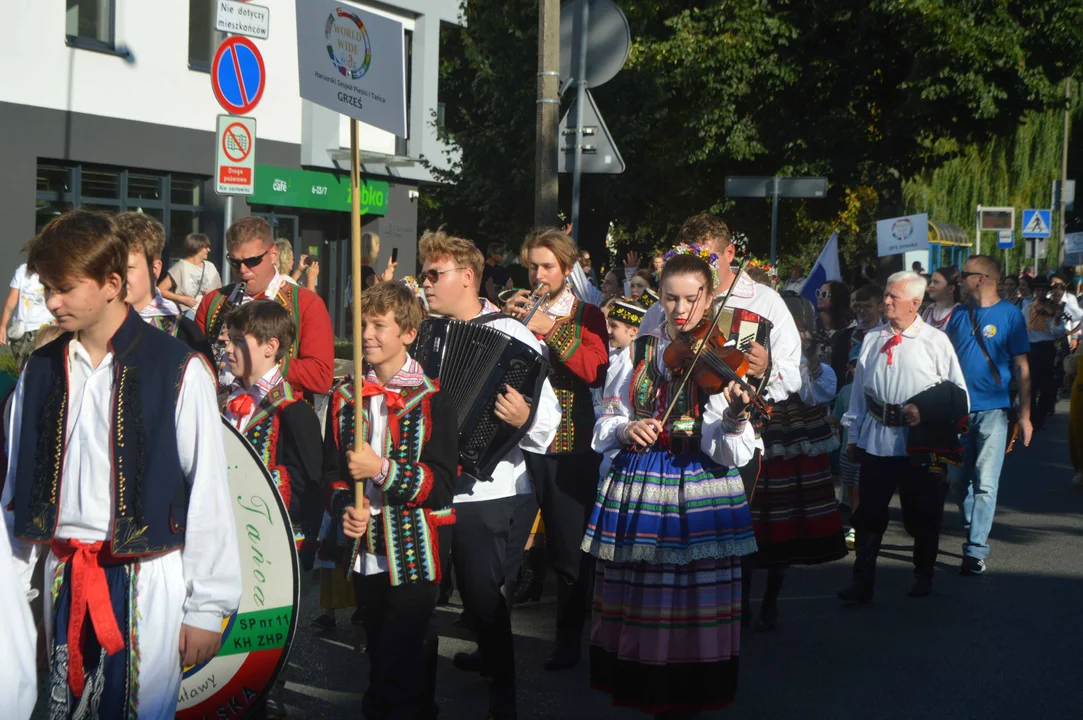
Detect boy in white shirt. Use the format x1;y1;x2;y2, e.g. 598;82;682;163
2;209;240;719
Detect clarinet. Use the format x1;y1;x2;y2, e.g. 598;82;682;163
212;280;247;385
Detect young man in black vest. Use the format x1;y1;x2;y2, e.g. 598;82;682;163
1;209;241;718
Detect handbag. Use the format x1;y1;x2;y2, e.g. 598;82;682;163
966;303;1020;453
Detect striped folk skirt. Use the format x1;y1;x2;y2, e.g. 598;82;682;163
752;397;846;566
582;447;756;713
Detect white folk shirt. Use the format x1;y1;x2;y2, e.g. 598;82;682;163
452;299;561;505
222;365;285;430
639;272;803;403
1;342;242;717
0;510;35;720
842;316;968;458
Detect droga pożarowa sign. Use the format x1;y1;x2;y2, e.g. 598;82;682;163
295;0;407;137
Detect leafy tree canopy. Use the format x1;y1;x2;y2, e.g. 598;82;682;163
425;0;1083;273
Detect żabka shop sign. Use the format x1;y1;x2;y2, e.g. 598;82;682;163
250;165;389;215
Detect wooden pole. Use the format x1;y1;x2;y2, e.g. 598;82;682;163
534;0;560;226
350;119;365;509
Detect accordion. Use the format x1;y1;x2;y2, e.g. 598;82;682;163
412;317;550;479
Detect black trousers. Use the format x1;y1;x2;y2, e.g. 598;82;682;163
850;454;948;582
357;574;440;720
451;497;519;692
523;450;601;649
1029;340;1058;426
504;491;540;605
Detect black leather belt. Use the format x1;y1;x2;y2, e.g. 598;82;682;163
865;393;906;427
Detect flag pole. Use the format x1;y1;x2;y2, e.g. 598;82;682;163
350;119;365;510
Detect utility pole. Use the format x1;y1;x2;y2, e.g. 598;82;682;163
534;0;560;227
1059;77;1071;267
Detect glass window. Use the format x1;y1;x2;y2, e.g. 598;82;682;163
128;173;164;202
36;201;73;234
36;165;71;196
188;0;224;71
171;175;203;206
170;210;203;260
81;167;120;199
66;0;113;46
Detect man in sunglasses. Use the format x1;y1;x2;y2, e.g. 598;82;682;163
418;230;561;720
195;217;334;396
943;255;1032;576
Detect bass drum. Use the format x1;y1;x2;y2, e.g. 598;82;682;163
176;418;300;719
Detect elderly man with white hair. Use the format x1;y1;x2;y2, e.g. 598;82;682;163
840;271;969;602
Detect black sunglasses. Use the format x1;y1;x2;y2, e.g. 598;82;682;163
227;249;270;270
959;271;987;279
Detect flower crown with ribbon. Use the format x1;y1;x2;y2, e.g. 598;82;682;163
746;256;779;282
663;243;721;285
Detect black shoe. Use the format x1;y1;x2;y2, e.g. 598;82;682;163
908;576;933;598
755;604;778;632
542;645;580;671
960;557;986;576
453;650;490;678
837;580;874;604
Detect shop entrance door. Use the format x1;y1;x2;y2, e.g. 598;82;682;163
253;212;301;255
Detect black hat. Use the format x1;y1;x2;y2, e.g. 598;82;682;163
608;298;645;327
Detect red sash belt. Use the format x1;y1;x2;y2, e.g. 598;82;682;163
50;539;126;697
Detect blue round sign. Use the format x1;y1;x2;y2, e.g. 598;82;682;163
211;36;266;115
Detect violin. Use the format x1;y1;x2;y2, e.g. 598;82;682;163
662;317;773;418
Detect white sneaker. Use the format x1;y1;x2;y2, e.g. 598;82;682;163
845;528;856;549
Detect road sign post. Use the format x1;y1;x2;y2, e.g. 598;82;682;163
998;229;1014;249
725;177;829;264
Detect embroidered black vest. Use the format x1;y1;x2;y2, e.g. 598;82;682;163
12;308;197;557
630;335;710;453
545;299;597;454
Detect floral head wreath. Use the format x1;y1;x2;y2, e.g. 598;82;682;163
662;243;720;286
746;256;779;283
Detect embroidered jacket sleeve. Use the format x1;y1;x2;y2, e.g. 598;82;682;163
371;391;458;510
287;289;335;395
591;345;636;454
193;289;216;336
175;357;243;632
277;401;326;564
543;302;610;388
702;392;762;468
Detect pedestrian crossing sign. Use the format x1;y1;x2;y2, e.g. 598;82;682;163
1022;209;1052;238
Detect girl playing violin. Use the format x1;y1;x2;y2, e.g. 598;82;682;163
582;254;759;719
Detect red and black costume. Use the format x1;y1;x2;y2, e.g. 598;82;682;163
195;273;335;396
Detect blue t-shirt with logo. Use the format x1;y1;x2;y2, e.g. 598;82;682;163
945;300;1030;411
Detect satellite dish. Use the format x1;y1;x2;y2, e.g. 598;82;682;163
558;0;631;88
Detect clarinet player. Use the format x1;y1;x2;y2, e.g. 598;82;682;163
503;228;610;672
419;230;561;720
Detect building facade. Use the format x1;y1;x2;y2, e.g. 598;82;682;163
0;0;461;335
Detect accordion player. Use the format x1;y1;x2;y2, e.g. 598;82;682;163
413;314;554;483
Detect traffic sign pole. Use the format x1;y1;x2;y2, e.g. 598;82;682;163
570;0;589;241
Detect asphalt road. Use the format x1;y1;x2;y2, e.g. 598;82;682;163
262;400;1083;718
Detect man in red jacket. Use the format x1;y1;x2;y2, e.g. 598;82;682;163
195;216;334;396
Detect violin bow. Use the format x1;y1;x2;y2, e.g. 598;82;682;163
652;256;752;437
